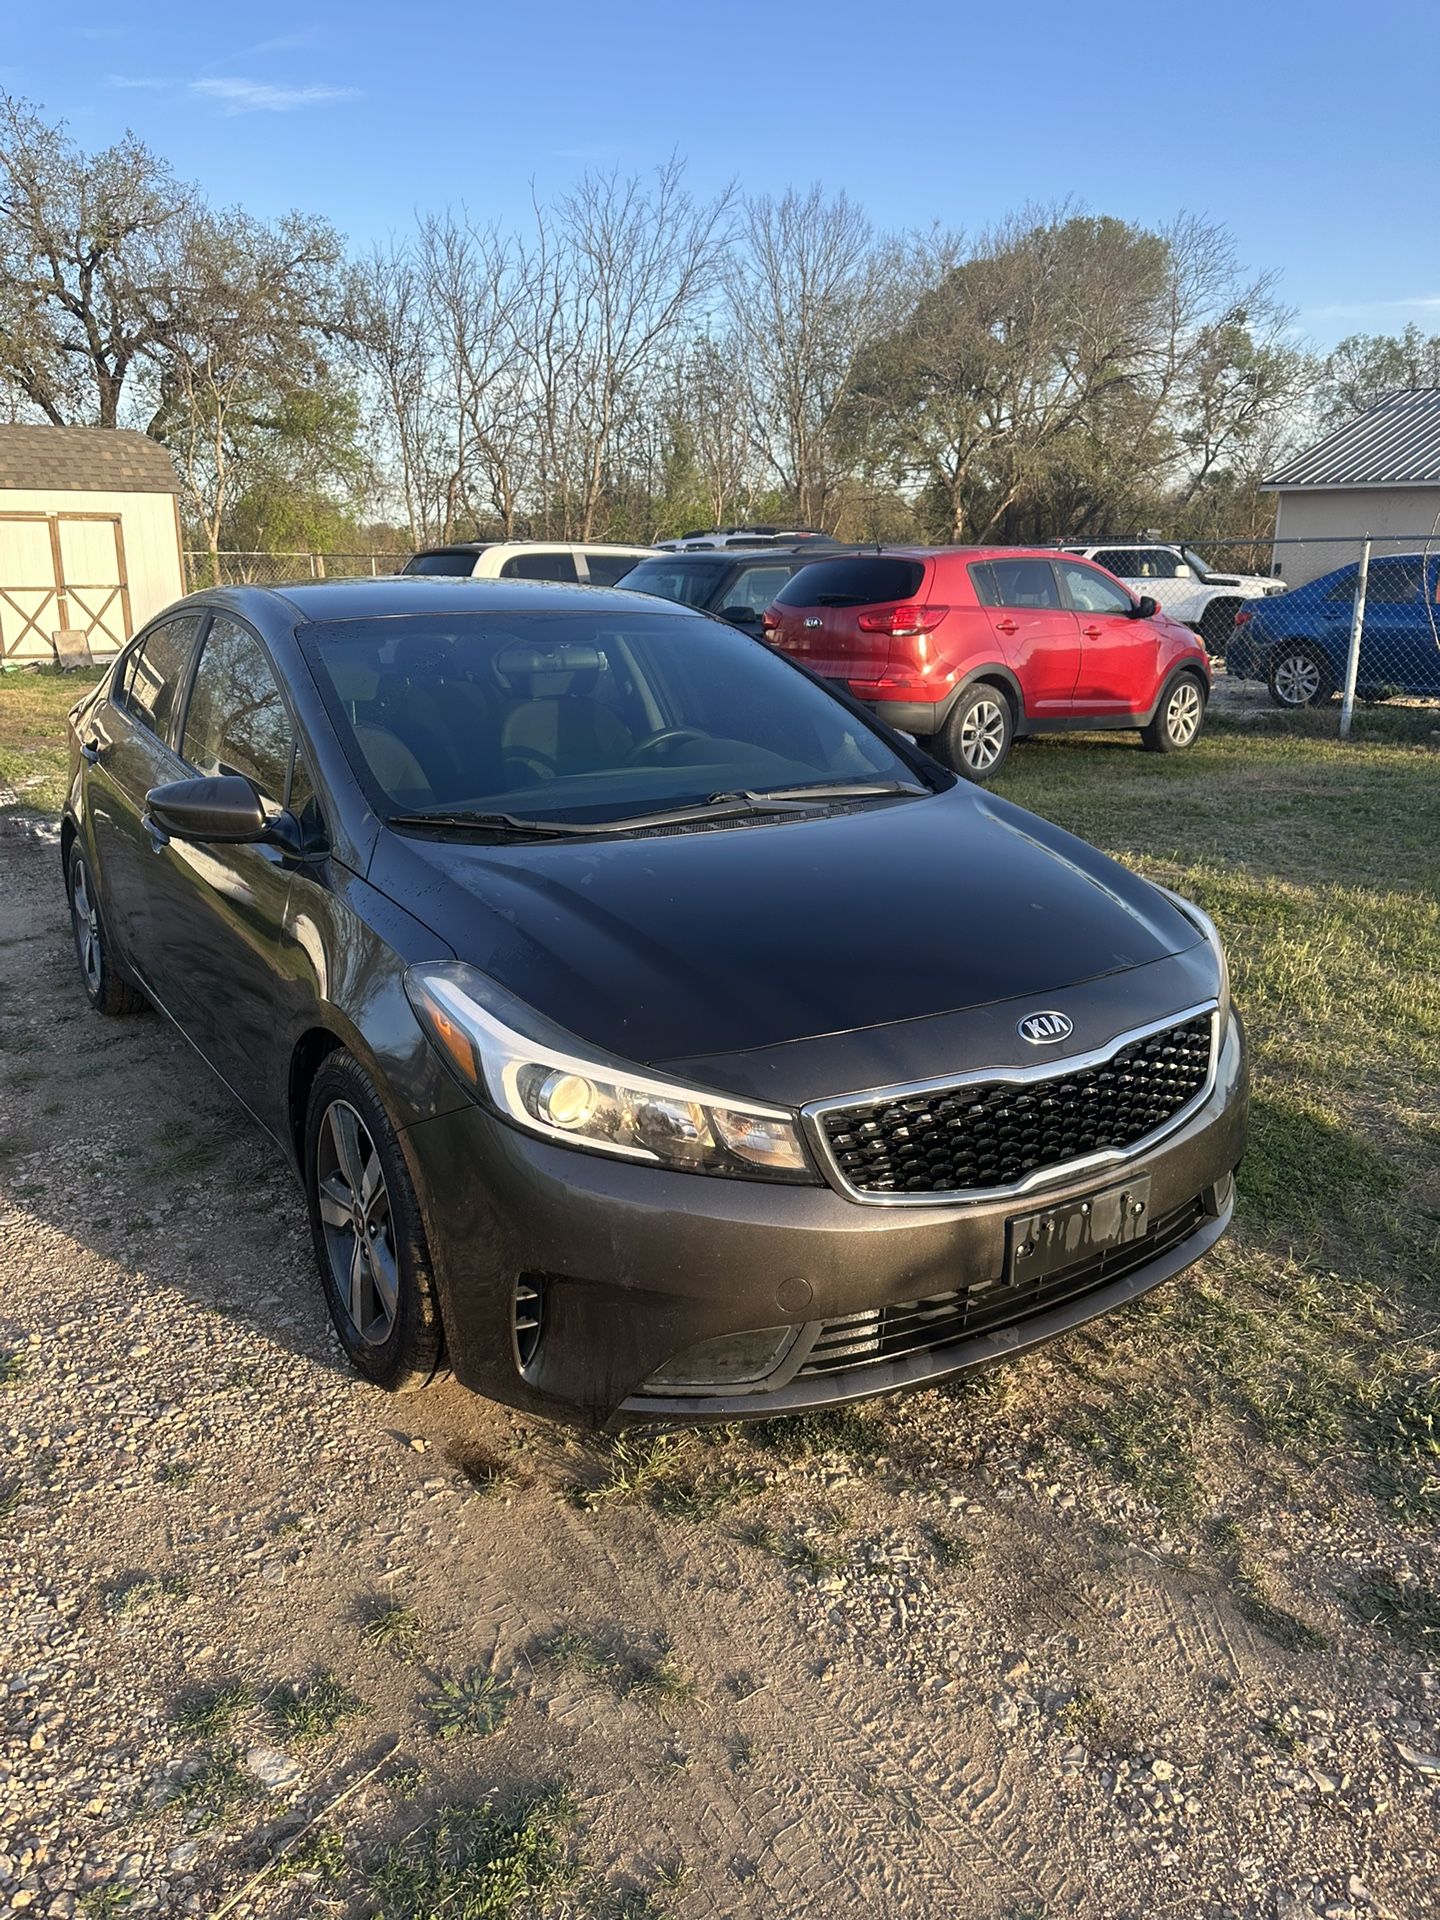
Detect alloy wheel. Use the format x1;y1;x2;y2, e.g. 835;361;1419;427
960;698;1008;772
1166;680;1204;745
70;855;102;996
316;1099;399;1346
1273;650;1321;706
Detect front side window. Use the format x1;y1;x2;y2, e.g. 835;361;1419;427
499;551;579;583
1055;560;1134;616
119;614;203;743
984;559;1063;611
301;610;919;825
182;615;292;803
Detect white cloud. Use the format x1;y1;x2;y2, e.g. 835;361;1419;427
190;76;360;114
1306;294;1440;322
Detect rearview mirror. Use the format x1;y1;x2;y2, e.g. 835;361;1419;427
1133;595;1159;619
145;773;280;847
719;604;761;627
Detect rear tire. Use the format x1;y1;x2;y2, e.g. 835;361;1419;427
937;683;1014;782
1142;673;1208;753
66;842;145;1016
1267;642;1332;708
304;1050;446;1393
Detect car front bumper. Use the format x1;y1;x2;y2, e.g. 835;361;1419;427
399;1012;1247;1428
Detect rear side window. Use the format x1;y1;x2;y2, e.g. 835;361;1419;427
500;551;579;583
774;557;925;607
620;560;727;607
582;552;640;588
983;559;1063;611
119;614;203;743
1091;549;1146;577
403;551;483;576
724;563;798;615
1323;569;1359;603
181;615;292;803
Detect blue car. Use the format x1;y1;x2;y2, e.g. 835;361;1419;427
1227;553;1440;706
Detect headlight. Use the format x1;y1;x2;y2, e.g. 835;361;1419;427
404;961;815;1183
1156;885;1231;1029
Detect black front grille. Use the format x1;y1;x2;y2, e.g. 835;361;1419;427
798;1195;1207;1377
819;1013;1214;1198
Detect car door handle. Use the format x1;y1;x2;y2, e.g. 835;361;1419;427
1081;625;1103;639
142;813;169;852
995;618;1018;635
80;738;102;764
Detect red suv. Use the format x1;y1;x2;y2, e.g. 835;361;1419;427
763;549;1211;779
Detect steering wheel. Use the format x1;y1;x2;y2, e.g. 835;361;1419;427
501;748;558;784
626;727;708;766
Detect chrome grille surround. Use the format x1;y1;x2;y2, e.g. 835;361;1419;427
802;1003;1221;1208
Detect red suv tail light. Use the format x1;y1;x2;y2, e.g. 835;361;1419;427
1232;609;1252;628
856;604;949;637
761;609;781;637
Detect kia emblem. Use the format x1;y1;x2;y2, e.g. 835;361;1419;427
1018;1010;1073;1045
803;616;822;629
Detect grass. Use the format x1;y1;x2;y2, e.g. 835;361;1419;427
0;665;100;816
171;1680;254;1738
167;1745;254;1831
106;1572;190;1615
271;1824;346;1884
1345;1568;1440;1650
365;1788;577;1918
266;1670;365;1741
361;1601;424;1660
0;1478;23;1520
425;1667;515;1740
0;1350;27;1390
539;1628;697;1708
986;713;1440;1548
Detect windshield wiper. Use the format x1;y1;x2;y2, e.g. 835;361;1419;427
720;779;930;802
387;809;581;837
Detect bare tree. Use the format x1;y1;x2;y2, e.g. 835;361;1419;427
0;94;194;428
728;188;892;528
345;242;441;545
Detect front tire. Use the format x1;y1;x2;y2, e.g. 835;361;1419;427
1268;642;1332;708
1142;673;1208;753
938;683;1014;782
304;1051;446;1392
66;842;145;1016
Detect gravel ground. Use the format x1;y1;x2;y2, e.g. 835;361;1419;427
0;817;1436;1920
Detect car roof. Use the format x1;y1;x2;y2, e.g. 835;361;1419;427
410;540;652;556
631;543;855;564
188;576;707;625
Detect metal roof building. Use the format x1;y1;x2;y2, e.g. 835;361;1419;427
0;425;184;665
1264;389;1440;587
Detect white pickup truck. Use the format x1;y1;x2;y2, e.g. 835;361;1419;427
1061;541;1284;651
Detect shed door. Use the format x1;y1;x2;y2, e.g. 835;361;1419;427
56;515;132;655
0;515;62;662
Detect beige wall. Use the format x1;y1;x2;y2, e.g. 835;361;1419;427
0;487;183;663
1272;487;1440;587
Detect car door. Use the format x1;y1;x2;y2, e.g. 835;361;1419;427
160;612;308;1119
971;558;1081;714
1357;555;1440;692
1055;558;1158;714
83;612;207;987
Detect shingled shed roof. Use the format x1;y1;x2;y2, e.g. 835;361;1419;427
0;424;180;495
1264;388;1440;491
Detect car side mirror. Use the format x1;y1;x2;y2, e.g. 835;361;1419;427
719;604;761;628
145;774;293;848
1133;595;1159;619
1173;564;1193;579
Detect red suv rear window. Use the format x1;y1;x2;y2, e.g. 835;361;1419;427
774;557;925;607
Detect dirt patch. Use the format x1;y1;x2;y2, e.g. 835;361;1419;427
0;828;1436;1919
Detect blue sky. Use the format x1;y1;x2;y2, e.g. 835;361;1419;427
9;0;1438;349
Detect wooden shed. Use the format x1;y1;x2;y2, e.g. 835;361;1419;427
0;425;184;665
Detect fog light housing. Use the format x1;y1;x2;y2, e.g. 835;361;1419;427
643;1325;798;1394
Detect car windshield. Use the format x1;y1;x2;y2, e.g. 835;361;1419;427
300;610;921;828
619;559;729;606
1180;547;1214;579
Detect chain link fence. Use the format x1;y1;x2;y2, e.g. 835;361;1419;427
183;551;407;589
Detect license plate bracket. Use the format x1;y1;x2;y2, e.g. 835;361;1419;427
1006;1175;1153;1285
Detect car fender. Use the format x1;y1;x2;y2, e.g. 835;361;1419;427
936;663;1029;732
1142;657;1211;727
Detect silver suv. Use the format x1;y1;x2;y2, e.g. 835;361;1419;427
1061;542;1283;651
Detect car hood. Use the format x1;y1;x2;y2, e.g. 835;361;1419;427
1206;572;1278;594
370;786;1202;1066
